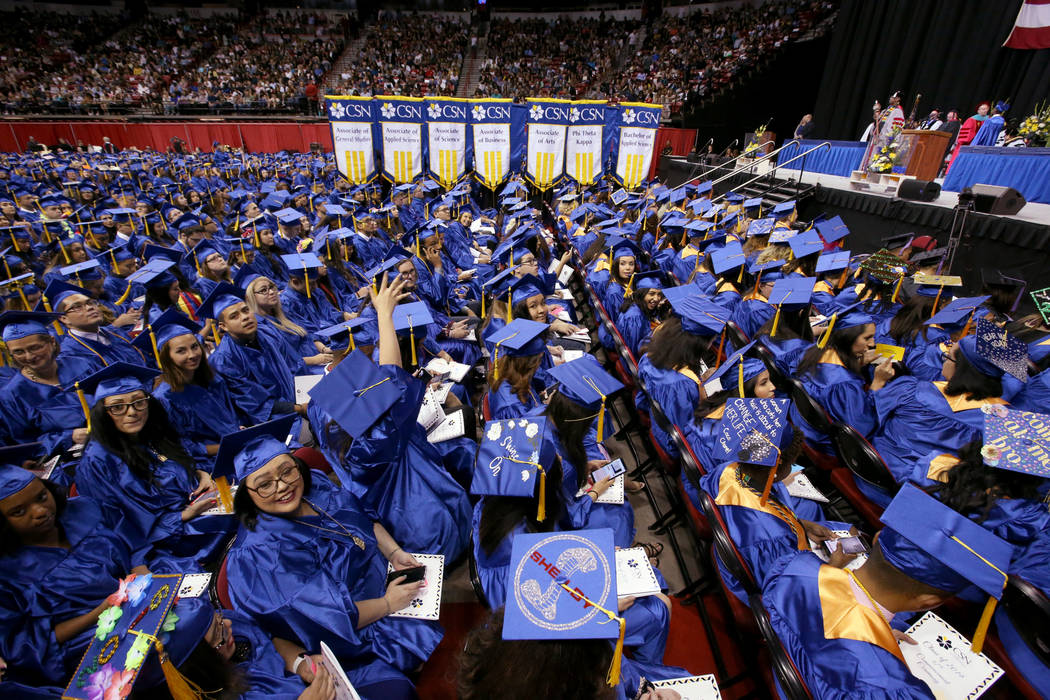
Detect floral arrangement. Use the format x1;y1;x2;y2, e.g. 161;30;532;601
869;126;903;173
1017;102;1050;147
744;123;769;156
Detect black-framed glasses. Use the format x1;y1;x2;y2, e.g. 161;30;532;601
245;463;300;499
940;351;956;363
104;397;150;416
63;299;99;314
254;283;279;295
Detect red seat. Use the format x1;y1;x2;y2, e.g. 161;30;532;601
481;392;492;422
293;446;332;475
215;555;233;610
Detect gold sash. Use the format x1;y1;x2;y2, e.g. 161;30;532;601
931;381;1007;413
714;465;808;550
818;566;905;663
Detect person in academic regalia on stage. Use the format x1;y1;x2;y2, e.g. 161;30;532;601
763;484;1014;699
946;102;991;172
307;275;470;562
971;101;1009;147
224;419;440;699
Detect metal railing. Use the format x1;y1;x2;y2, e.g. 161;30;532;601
683;138;800;191
710;141;831;203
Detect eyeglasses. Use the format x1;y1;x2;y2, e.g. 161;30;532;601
104;397;150;416
8;342;49;358
940;351;956;363
62;299;99;314
254;283;279;294
245;463;301;499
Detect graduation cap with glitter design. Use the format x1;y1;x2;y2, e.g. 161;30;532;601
981;406;1050;479
972;317;1028;382
746;218;775;237
473;416;557;522
714;398;793;504
1031;287;1050;326
502;528;626;686
858;248;912;286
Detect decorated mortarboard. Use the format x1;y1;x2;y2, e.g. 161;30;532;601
814;215;850;244
767;228;795;245
714;398;792;501
308;351;404;442
981;406;1050;478
771;200;795;217
709;240;747;275
924;295;990;328
74;362;160;409
197;282;246;321
667;295;730;336
1031;287;1050;326
961;318;1028;382
213;414;297;482
473;417;557;519
787;229;823;259
502;528;626;684
703;341;765;396
815;251;851;274
547;355;622;441
858;248;912;292
62;573;213;700
746;217;775;237
878;483;1013;653
0;310;60;341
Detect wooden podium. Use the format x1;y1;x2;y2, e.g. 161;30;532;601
901;129;951;180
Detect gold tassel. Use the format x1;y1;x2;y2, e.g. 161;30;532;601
157;643;207;700
738;361;745;398
817;313;837;349
304;271;311;299
835;267;849;291
115;282;132;307
75;381;91;432
971;595;997;655
891;273;904;303
770;305;783;338
536;466;546;522
348;331;356;352
492;350;500;381
148;325;162;369
596;396;605;443
409;325;417;367
931;286;944;318
506;292;513;324
607;616;625;687
759;463;777;506
215;476;234;514
737;264;744;284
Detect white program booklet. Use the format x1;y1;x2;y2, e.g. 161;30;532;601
808;529;867;571
595;473;625;505
428;381;453;404
899;612;1002;699
295;374;323;404
426;410;465;444
177;573;212;598
387;554;444;620
320;641;362;700
785;473;830;503
548;259;574;285
424;358;470;382
561;349;586;363
616;547;661;598
652;674;722;699
417;391;445;431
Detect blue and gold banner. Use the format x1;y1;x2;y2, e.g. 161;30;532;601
326;95;377;184
565;100;607;186
609;102;663;189
425;97;471;188
375;96;425;184
525;98;571;190
470;98;515;189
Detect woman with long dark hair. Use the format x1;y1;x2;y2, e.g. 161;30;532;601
601;240;639;327
225;426;439;699
870;329;1013;496
875;287;949;380
615;273;667;357
73;363;232;566
485;318;548;420
0;467;151;687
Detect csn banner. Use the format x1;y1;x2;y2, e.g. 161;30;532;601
470;99;515;189
609;102;663;189
565;100;607;186
326;95;377;184
375;96;425;184
525;98;570;190
424;97;470;188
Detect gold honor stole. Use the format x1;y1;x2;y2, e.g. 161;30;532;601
818;566;905;663
814;280;834;295
676;366;702;388
714;465;809;550
931;381;1007;413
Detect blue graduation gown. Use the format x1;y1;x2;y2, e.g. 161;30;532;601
75;440;231;565
616;304;654;358
995;536;1050;697
154;376;241;453
469;500;670;664
226;474;442;690
762;554;936;698
637;355;702;457
0;498;146;686
731;297;775;339
0;355;98;453
308;364;469;561
796;355;874;453
225;608;314;699
485;380;544;421
58;327;147;370
603;280;627;324
871;377;1004;484
208;331;300;426
1012;367;1050;412
279;286;342;335
258;315;326;375
551;429;635;548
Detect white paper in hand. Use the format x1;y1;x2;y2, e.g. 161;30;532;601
615;547;661;598
808;530;867;571
387;554;444;620
899;612;1002;700
320;641;362;700
426;410;465;443
595;473;625;505
295;374;323;404
176;573;212;598
425;358;469;382
652;674;722;699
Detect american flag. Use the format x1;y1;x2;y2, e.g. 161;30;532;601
1004;0;1050;49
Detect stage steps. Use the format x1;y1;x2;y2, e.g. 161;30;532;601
455;22;489;98
322;25;373;95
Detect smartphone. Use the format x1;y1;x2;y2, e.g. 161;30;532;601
386;565;426;586
591;458;626;483
824;536;867;556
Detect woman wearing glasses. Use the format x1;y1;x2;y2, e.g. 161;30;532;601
225;420;440;700
242;272;334;374
73;362;234;568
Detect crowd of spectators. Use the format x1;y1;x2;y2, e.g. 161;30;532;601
331;11;468;97
0;10;349;116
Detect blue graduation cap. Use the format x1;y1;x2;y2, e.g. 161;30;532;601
630;270;664;291
768;276;815;309
703;340;764;396
133;308;201;366
547;355;623;441
74;361;160;407
879;483;1013;653
689;198;713;216
309;350;402;440
709;240;746;276
0;442;45;472
143;244;184;265
197;282;246;321
715;398;793;502
275;208;304;226
0;463;36;500
0;310;60;342
816;300;873;349
746;218;775;237
392;301;434;335
767;228;795;245
315;317;369;352
489;318;549;363
748;259;784;276
213;414;297;482
725;191;744;204
667;295;730;336
502;528;626;684
925;295;990;328
787;229;823;259
771;200;796;218
815;215;849;244
42;279;90;311
744;197;763;211
60;259;103;282
982;406;1050;478
473;416;557;515
127;259;176;291
280;252;323;278
694;181;713;197
815;251;851;274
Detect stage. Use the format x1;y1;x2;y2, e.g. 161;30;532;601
658;155;1050;313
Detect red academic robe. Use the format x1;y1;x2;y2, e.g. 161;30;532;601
946;115;987;171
